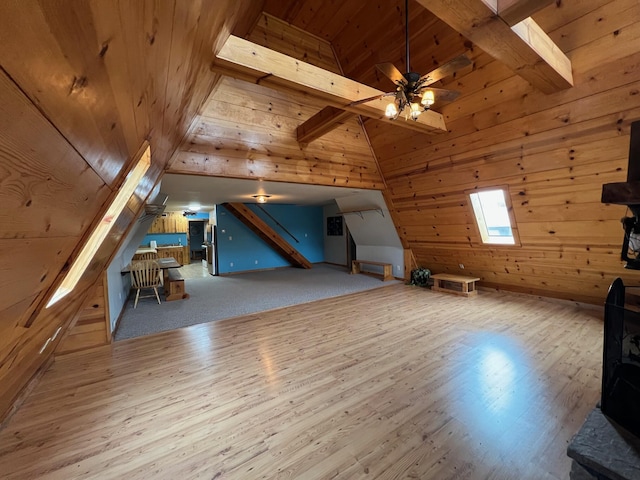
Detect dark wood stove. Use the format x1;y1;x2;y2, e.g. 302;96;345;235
602;278;640;438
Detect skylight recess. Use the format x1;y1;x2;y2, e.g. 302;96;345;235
47;144;151;308
468;188;519;246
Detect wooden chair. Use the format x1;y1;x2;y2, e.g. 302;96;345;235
130;260;162;308
133;251;157;261
132;252;162;285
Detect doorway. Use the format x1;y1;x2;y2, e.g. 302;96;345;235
346;228;356;267
188;220;205;262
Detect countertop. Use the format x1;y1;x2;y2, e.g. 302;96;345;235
135;247;157;255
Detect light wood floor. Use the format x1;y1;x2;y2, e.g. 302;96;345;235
0;284;603;479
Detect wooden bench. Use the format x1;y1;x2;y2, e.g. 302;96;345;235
165;268;188;301
431;274;480;297
351;260;393;281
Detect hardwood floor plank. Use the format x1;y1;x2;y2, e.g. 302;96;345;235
0;285;603;479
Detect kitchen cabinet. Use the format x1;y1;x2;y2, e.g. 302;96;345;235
156;246;190;265
148;212;189;233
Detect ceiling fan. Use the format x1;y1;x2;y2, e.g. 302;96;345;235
354;0;471;121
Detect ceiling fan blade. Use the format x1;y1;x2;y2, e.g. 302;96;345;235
376;63;406;85
348;94;384;107
419;54;472;86
347;92;394;107
418;87;461;104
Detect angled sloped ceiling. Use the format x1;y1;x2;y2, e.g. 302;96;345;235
168;13;384;190
0;0;261;422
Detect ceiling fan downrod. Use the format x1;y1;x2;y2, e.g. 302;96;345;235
372;0;467;120
405;0;410;75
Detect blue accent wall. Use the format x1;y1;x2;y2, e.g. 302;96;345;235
141;232;187;247
217;204;324;274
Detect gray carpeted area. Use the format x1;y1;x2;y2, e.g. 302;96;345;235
115;263;401;340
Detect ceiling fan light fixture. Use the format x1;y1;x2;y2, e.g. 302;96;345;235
421;90;435;107
372;0;466;123
385;101;399;118
410;102;422;119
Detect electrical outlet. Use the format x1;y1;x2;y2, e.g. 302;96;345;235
228;236;232;241
459;263;465;269
230;262;234;267
305;233;308;237
255;260;258;264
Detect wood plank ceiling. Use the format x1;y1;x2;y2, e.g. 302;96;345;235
169;13;386;189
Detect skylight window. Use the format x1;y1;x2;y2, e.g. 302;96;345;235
468;188;519;245
46;144;151;308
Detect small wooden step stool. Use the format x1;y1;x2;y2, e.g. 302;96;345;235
431;274;480;297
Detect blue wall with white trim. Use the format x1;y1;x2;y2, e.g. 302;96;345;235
217;204;323;274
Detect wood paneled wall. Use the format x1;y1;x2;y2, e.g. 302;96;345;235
148;212;190;234
56;274;110;355
0;0;258;421
365;0;640;304
168;13;384;190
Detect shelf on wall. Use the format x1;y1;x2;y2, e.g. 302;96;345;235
337;207;384;219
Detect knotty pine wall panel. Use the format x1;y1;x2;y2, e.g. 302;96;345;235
0;0;259;422
337;10;468;91
0;69;109;331
0;290;89;425
251;14;342;74
169;12;383;190
413;244;621;305
370;39;640;170
366;0;640;304
186;123;376;167
0;1;129;185
263;0;365;42
56;274;109;355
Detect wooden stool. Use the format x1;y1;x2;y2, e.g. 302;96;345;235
165;268;187;301
431;274;480;297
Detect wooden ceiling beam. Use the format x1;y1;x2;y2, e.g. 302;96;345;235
212;35;448;135
497;0;556;27
296;106;355;144
416;0;573;94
